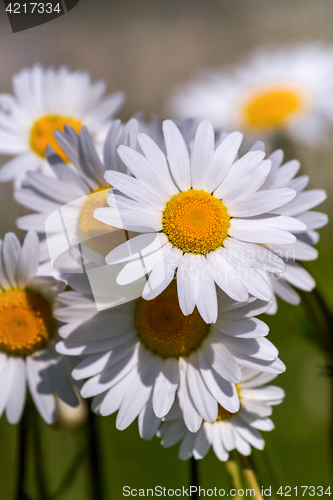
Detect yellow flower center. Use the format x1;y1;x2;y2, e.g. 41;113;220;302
135;282;210;358
241;85;308;130
79;187;122;257
162;189;230;255
30;114;82;162
0;288;54;356
216;385;241;421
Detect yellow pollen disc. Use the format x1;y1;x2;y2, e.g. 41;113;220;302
0;288;54;356
242;87;305;130
78;187;119;256
216;385;241;421
135;282;210;358
30;114;82;161
162;189;230;255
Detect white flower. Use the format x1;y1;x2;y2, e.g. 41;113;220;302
14;119;138;273
167;44;333;144
250;142;328;313
55;276;285;436
0;231;78;424
95;119;306;324
0;64;124;186
158;368;285;461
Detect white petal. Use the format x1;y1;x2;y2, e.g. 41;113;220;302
203;338;242;383
228;189;296;218
186;356;218;422
204;132;243;193
179;431;196;460
190;120;215;190
26;356;56;424
211;423;229;461
163;120;191;191
2;233;21;287
15;232;39;287
198;352;240;413
138;395;161;440
6;358;27;424
116;351;161;430
153;358;179;418
177;358;202;432
277;189;327;216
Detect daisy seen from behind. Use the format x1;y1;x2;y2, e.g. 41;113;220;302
0;231;78;424
94;119;306;324
167;44;333;144
0;64;124;185
250;143;328;313
56;275;285;436
158;367;285;461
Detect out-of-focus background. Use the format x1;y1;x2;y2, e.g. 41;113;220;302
0;0;332;498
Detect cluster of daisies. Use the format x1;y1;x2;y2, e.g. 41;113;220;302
0;42;328;464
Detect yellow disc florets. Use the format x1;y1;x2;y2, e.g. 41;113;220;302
0;288;54;356
30;114;82;161
135;282;210;358
78;187;118;256
242;86;307;130
162;189;230;255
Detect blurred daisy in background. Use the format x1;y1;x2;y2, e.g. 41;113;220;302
0;64;124;185
95;119;306;324
167;44;333;144
158;368;285;461
56;275;284;436
0;231;78;424
14;119;138;274
249;142;328;313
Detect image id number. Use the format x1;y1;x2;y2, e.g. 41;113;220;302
277;486;332;496
5;3;62;14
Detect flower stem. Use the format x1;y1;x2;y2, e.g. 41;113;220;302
86;410;105;500
16;405;29;500
190;457;199;499
225;456;242;500
299;288;333;356
299;285;333;467
238;454;263;500
31;405;48;500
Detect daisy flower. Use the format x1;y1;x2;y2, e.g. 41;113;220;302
0;64;124;185
250;142;328;313
14;119;138;274
167;44;333;144
94;119;306;324
0;231;79;424
158;368;285;461
56;275;285;436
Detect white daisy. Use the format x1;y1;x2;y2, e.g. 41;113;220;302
55;276;285;436
167;43;333;144
0;231;79;424
14;119;138;274
0;64;124;185
158;367;285;461
250;142;328;313
94;119;306;324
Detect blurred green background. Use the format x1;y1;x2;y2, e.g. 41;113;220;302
0;0;332;498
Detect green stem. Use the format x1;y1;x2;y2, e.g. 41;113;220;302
31;407;48;500
16;405;29;500
238;454;263;500
299;285;333;467
299;287;333;359
225;455;242;500
189;457;199;499
86;410;105;500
